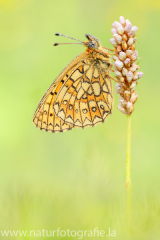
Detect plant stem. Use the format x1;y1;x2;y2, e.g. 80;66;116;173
126;114;131;236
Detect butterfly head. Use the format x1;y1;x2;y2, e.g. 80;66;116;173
84;34;100;49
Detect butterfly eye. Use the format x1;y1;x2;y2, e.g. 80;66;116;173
87;42;97;49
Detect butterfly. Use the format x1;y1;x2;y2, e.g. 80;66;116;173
33;33;114;133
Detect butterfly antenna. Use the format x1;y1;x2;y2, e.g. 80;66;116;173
54;33;84;46
54;42;82;46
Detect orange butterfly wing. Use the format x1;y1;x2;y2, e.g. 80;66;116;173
33;50;113;133
33;53;88;132
53;59;113;129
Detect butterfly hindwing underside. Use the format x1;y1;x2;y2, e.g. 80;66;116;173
33;34;113;133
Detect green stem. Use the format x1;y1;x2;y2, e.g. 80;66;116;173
126;114;131;237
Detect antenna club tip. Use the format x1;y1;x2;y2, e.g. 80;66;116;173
55;33;60;36
53;43;59;46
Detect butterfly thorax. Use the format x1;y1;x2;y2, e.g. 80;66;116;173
84;34;112;71
85;47;112;73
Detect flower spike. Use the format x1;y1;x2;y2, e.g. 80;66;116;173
110;16;143;115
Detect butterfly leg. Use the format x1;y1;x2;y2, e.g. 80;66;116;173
109;75;127;89
103;47;115;52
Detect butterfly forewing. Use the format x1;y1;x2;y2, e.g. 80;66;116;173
33;54;88;132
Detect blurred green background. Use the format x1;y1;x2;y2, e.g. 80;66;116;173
0;0;160;239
